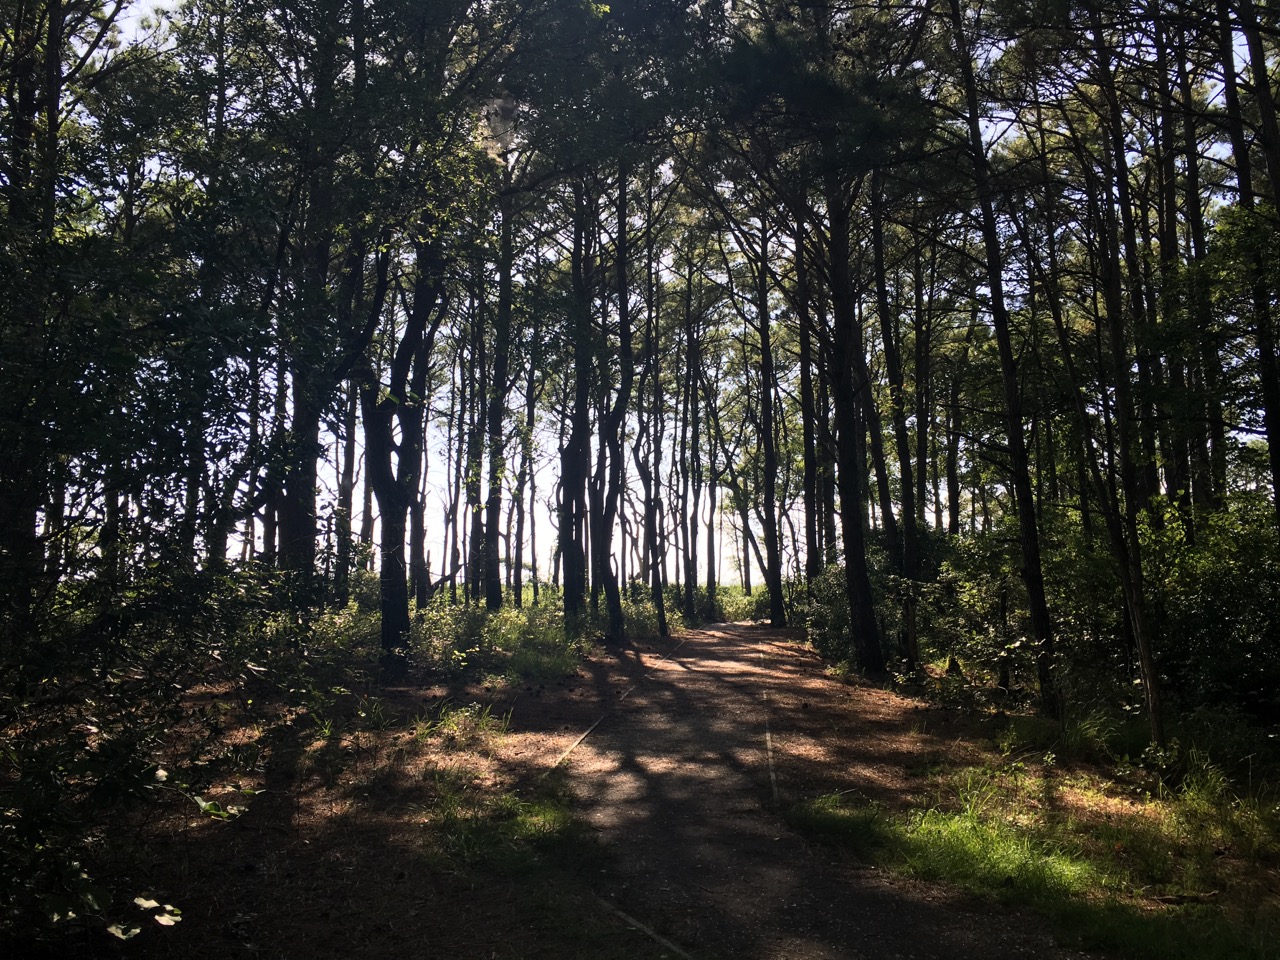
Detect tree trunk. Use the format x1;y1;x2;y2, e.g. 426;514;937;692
560;180;595;621
334;380;358;605
854;296;899;559
949;0;1057;715
632;174;670;635
599;167;635;640
1221;0;1280;525
361;253;442;656
465;296;487;604
754;225;788;627
483;172;516;609
796;221;823;582
872;168;918;668
823;159;885;675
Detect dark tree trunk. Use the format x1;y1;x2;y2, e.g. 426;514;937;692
560;180;596;621
278;378;323;584
823;160;885;675
914;242;933;529
483;173;516;610
599;167;635;640
796;221;823;582
410;443;429;607
753;226;787;627
1086;3;1165;744
1151;41;1192;519
817;352;840;564
444;361;466;603
465;295;487;604
854;296;899;560
871;169;918;668
633;174;670;635
1220;0;1280;525
513;331;540;607
680;252;701;619
361;252;443;655
334;381;358;606
949;0;1057;715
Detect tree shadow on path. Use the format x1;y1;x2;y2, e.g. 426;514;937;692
562;623;1090;960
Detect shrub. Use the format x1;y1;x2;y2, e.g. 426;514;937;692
801;564;852;661
1;564;286;943
1143;501;1280;719
408;599;589;683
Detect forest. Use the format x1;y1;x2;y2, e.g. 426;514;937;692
3;0;1280;955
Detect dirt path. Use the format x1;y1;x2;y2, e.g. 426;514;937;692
544;623;1084;960
109;622;1097;960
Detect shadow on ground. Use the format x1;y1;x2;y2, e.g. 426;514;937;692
44;623;1088;960
548;623;1083;960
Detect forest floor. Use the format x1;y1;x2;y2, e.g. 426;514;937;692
57;622;1263;958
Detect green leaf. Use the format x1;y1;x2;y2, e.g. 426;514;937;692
75;880;109;914
193;795;232;819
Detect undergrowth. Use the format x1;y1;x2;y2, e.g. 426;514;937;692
788;737;1280;960
419;767;602;878
0;575;622;950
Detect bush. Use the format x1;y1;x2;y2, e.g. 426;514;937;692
621;596;664;639
1;563;286;943
720;585;773;622
349;568;381;613
1143;501;1280;719
801;564;852;661
409;599;590;683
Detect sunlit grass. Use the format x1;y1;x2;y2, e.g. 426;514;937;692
788;757;1280;960
413;700;510;750
789;791;1104;903
898;808;1104;899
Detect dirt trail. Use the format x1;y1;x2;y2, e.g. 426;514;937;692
550;623;1083;960
108;622;1095;960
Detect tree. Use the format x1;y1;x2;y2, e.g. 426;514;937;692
944;0;1059;715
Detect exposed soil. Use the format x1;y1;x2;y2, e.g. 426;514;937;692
52;623;1097;959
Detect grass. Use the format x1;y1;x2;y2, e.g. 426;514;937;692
412;700;511;750
420;767;603;877
787;749;1280;960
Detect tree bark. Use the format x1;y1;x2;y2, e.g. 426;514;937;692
560;180;596;621
599;166;635;639
795;221;823;582
1221;0;1280;525
483;170;516;609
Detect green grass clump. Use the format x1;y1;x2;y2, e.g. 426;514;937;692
787;791;1101;905
413;701;510;750
421;769;600;877
896;808;1100;900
